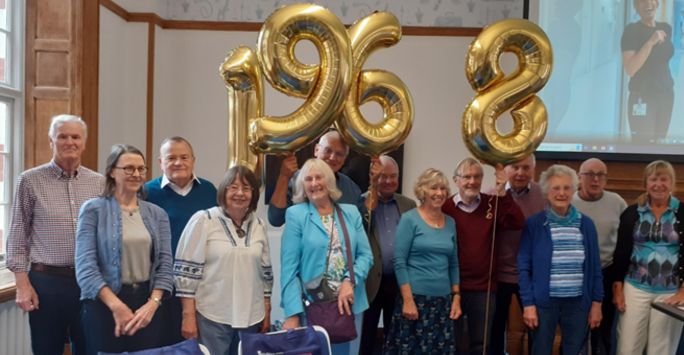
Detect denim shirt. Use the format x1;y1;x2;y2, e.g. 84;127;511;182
75;196;174;300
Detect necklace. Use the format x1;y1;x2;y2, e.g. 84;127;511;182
121;206;139;216
419;208;444;228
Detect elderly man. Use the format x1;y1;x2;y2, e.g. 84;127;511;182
144;136;217;345
572;158;626;355
359;155;416;355
7;114;104;355
268;130;365;227
442;157;525;355
488;154;546;355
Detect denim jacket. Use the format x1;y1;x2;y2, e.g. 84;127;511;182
75;196;174;300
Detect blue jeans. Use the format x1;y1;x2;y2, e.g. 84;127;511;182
531;297;589;355
196;312;261;355
28;270;85;355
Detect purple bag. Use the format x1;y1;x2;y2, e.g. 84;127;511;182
304;206;358;344
305;301;357;344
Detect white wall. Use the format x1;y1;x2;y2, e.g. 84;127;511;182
98;9;148;172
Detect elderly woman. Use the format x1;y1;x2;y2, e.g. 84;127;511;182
613;160;684;355
517;164;603;355
383;168;461;354
76;144;173;354
173;165;272;355
280;158;373;354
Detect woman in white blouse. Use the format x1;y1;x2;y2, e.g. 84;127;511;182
174;165;273;355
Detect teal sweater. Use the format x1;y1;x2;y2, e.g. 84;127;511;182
393;209;459;296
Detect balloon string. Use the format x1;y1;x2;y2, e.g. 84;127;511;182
482;194;499;355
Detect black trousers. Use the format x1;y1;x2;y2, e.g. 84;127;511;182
360;275;399;355
489;282;524;355
82;282;164;355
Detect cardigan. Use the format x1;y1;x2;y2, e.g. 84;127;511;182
517;209;604;311
75;197;174;300
280;202;373;318
613;199;684;287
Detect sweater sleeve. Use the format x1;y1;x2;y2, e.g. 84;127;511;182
257;219;274;297
393;213;415;287
447;217;460;286
173;211;210;298
517;217;535;307
280;208;305;318
613;205;637;284
584;217;604;302
496;192;526;230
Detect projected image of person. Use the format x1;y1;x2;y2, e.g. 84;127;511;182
621;0;675;143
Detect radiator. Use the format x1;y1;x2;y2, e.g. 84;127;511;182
0;300;31;355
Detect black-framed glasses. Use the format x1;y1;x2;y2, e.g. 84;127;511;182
114;166;147;175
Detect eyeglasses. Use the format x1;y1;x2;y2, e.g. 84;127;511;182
114;166;147;175
227;185;253;194
456;174;483;181
580;172;607;179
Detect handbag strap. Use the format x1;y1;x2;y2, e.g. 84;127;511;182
335;205;355;286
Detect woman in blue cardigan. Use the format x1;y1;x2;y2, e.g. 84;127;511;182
280;158;373;354
517;164;603;355
76;144;173;354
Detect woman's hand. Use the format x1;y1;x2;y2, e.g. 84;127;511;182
181;312;199;339
449;295;462;320
282;315;300;330
648;30;667;47
613;282;626;312
588;302;602;329
664;288;684;306
124;299;160;336
110;302;135;337
260;299;272;333
523;306;538;329
337;279;354;316
402;299;419;320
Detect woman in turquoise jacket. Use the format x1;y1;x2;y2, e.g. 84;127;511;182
280;158;373;354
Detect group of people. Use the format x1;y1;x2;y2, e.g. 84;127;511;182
5;114;684;355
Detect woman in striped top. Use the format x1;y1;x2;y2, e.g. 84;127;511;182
517;164;604;355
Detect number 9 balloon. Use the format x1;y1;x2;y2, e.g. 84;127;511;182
462;19;553;166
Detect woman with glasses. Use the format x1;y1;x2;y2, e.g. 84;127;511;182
174;165;273;355
613;160;684;355
75;144;173;354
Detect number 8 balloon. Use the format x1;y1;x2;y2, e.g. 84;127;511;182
462;19;553;166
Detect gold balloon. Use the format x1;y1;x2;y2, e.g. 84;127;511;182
336;11;414;157
462;19;552;165
220;46;263;178
252;3;352;154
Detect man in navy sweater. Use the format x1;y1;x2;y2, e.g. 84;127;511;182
145;136;217;345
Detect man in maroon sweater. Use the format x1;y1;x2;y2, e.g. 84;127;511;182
442;157;525;355
488;154;546;355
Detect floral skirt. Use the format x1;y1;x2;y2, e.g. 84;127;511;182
383;294;456;355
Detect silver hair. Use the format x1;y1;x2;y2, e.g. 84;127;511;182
48;114;87;140
318;130;350;156
539;164;579;194
292;158;343;203
453;157;482;178
379;155;399;170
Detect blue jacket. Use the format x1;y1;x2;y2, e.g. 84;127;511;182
75;196;174;300
280;202;373;318
517;209;604;311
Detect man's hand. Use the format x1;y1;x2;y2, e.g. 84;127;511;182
15;274;40;312
279;154;299;179
369;157;382;184
494;163;507;196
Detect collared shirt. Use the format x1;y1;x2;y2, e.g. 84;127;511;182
161;174;201;197
453;193;481;213
505;182;531;198
7;161;105;271
373;196;401;275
